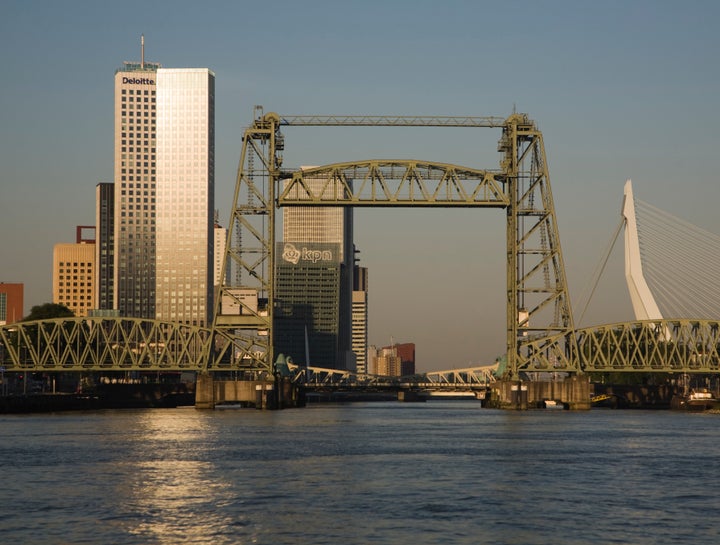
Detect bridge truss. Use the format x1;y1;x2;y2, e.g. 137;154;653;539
5;111;718;378
214;111;576;378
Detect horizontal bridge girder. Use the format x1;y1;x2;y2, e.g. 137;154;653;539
518;319;720;373
278;160;508;207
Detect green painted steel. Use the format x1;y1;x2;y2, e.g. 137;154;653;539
4;112;716;377
279;161;508;207
0;318;213;372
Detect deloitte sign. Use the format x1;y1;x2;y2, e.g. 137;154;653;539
122;76;155;85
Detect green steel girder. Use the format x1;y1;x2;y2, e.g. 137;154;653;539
0;318;213;372
278;161;508;207
17;112;707;379
519;319;720;374
215;111;578;377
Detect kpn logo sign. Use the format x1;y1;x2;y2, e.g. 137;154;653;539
281;243;337;266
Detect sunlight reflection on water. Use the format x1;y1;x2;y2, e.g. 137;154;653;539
1;405;719;545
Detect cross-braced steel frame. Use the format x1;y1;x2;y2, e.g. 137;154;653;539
213;111;577;378
3;113;720;377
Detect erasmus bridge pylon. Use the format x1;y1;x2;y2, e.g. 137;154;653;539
212;111;578;379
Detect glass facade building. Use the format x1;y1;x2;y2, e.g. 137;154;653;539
276;177;355;369
275;242;342;368
155;69;215;327
95;182;114;310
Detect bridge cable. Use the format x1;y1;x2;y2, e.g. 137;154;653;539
635;198;720;319
576;217;624;327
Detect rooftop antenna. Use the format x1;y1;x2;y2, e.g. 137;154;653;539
141;34;145;69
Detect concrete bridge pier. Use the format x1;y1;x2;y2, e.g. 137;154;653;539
195;373;305;409
488;375;591;410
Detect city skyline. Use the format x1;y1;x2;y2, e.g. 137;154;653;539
2;1;720;371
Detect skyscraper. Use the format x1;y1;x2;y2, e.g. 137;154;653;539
275;177;354;369
95;182;114;311
113;41;214;326
113;47;160;319
352;265;369;373
154;68;215;327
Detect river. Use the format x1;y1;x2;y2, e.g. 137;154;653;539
1;402;718;544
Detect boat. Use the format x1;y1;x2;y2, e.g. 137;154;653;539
671;389;720;411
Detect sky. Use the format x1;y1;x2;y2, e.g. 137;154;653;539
2;0;720;372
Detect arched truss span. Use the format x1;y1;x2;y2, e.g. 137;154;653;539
279;160;508;207
519;319;720;374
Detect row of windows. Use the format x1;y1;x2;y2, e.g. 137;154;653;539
121;111;155;118
121;176;156;182
120;148;155;155
121;90;155;96
121;103;152;110
57;289;91;294
121;96;155;103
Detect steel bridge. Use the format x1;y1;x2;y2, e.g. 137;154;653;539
1;111;718;379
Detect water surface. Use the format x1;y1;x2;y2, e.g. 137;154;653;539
1;403;718;544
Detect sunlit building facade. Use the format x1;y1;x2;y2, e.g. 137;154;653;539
155;68;215;327
53;229;96;317
113;58;160;318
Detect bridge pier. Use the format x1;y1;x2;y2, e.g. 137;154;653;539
487;375;591;410
195;373;305;409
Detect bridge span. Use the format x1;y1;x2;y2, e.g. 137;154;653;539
2;112;720;410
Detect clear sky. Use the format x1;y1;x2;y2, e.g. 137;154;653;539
2;0;719;372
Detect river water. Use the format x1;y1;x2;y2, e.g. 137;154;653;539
1;402;718;545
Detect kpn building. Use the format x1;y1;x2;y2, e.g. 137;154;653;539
275;183;355;370
113;43;214;327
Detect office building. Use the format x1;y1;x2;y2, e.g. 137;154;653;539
371;342;415;377
95;182;114;310
374;346;402;376
352;266;369;373
275;176;354;368
53;228;96;317
275;241;342;367
154;68;215;327
113;41;214;326
113;48;160;319
0;283;23;325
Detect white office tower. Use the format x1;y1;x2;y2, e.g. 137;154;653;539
155;68;215;327
113;49;160;318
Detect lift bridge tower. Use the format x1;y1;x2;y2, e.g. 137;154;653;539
210;111;578;379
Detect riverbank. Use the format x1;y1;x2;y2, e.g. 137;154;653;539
0;382;195;413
